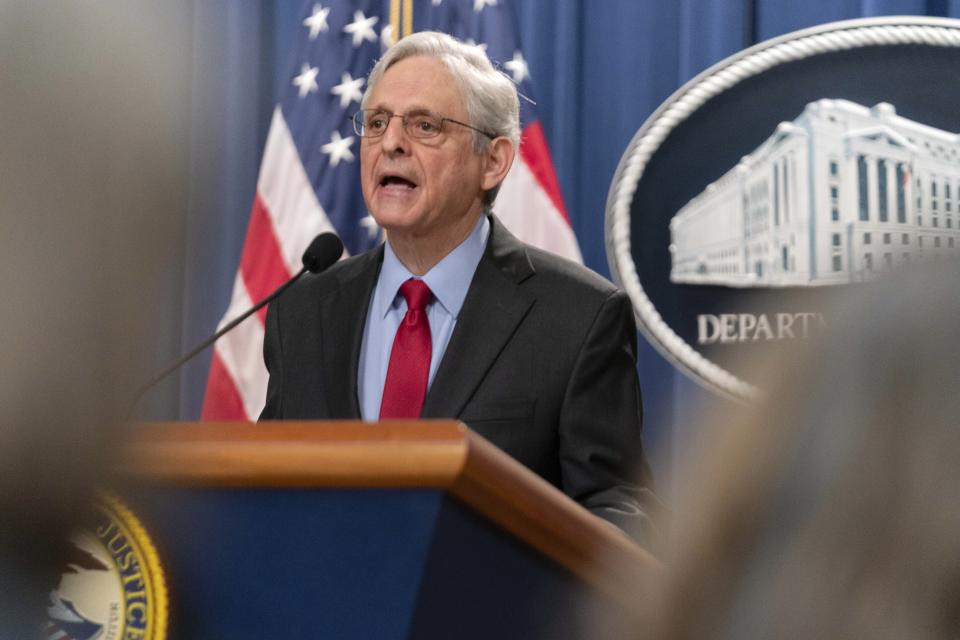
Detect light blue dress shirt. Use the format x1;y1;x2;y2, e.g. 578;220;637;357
358;215;490;421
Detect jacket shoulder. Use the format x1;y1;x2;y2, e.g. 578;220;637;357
486;215;621;303
524;245;622;303
282;247;382;305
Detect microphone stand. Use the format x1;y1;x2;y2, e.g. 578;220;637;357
128;265;309;414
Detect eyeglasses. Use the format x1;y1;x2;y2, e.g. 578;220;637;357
352;109;496;140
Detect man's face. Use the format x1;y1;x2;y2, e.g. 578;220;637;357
360;56;488;242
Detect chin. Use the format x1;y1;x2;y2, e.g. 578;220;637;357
370;211;418;236
370;207;406;225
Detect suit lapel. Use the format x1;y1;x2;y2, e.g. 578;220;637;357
422;217;536;419
320;246;383;419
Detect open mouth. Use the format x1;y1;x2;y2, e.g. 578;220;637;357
380;174;417;189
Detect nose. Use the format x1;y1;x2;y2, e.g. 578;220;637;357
380;114;409;156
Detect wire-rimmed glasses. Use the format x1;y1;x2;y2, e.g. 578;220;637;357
352;109;496;140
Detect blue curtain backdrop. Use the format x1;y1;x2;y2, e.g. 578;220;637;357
166;0;959;493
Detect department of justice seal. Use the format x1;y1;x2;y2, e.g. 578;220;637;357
605;17;960;400
47;494;167;640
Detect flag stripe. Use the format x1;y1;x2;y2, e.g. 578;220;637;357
496;154;582;261
211;276;269;419
239;194;291;324
258;109;340;274
201;350;249;420
519;121;570;223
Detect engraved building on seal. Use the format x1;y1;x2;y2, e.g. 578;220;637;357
669;99;960;287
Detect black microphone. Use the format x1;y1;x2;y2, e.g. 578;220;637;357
130;233;344;408
300;233;344;274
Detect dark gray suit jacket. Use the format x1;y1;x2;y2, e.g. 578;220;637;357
260;216;658;538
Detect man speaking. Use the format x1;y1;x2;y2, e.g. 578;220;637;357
260;32;656;539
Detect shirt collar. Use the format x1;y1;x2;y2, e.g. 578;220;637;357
376;215;489;318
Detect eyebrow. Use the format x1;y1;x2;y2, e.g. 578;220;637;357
367;103;435;115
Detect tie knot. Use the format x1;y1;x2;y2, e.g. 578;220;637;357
399;278;432;311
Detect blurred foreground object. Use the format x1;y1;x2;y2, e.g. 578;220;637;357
647;259;960;640
0;2;189;636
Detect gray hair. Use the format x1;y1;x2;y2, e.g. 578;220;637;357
361;31;520;209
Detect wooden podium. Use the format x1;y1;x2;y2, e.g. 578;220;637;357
118;421;656;639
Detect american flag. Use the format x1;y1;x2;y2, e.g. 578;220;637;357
201;0;580;420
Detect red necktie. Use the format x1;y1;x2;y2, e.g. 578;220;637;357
379;279;433;419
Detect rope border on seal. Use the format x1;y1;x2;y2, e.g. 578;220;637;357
604;16;960;401
99;492;170;640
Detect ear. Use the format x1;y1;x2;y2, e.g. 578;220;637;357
480;137;515;192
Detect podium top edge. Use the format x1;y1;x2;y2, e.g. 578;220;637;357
123;420;470;489
132;419;468;444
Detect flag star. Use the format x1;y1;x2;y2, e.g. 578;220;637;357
360;214;381;239
343;10;379;47
504;50;529;83
381;24;395;51
303;4;330;39
473;0;497;12
330;72;365;109
432;0;443;5
321;130;355;166
465;38;488;53
292;63;320;98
